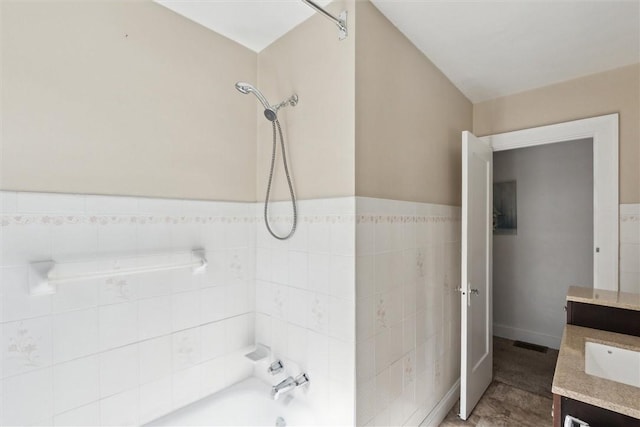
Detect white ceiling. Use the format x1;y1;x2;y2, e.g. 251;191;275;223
157;0;640;102
371;0;640;102
156;0;331;52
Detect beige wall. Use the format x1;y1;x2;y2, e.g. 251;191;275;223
474;63;640;204
354;1;473;206
1;0;257;201
256;0;356;201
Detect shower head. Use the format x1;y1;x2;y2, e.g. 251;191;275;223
235;82;278;122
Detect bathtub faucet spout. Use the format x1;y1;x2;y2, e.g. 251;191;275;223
271;373;310;400
271;376;296;400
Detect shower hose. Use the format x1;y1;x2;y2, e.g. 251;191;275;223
264;119;297;240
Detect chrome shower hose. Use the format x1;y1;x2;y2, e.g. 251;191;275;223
264;119;297;240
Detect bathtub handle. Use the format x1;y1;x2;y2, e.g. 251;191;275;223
295;373;310;387
268;360;284;375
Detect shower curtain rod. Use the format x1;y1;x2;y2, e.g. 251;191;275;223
301;0;348;40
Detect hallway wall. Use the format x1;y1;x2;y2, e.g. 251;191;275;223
492;139;594;349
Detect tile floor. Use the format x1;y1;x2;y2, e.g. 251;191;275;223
440;336;559;427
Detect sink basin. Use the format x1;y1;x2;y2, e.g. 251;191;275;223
585;341;640;388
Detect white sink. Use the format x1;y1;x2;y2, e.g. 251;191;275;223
585;341;640;388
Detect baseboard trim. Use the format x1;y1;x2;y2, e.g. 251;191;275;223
494;323;561;349
418;379;460;427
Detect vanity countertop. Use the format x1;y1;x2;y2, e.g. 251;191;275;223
552;324;640;419
566;286;640;311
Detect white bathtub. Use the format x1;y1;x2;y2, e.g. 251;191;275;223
146;377;322;427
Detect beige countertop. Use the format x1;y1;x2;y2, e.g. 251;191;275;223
566;286;640;311
552;324;640;419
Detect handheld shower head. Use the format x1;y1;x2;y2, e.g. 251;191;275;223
235;81;278;122
235;82;252;95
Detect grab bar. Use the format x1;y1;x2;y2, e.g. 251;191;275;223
29;250;207;296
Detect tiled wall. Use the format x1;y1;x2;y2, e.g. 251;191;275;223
0;192;256;426
253;198;356;426
355;197;461;427
620;204;640;294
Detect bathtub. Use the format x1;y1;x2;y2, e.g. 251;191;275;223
146;377;322;427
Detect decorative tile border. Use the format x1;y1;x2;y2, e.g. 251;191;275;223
356;215;460;224
0;215;257;226
1;213;361;226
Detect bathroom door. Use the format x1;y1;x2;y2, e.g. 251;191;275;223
460;131;493;420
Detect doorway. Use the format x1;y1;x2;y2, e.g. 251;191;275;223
493;138;594;350
457;114;620;422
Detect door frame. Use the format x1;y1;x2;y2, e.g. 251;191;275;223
479;113;619;291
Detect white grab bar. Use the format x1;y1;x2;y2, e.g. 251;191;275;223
28;250;207;296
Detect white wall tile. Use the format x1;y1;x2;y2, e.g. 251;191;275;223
52;224;98;260
356;295;375;341
53;308;99;363
1;266;51;322
53;280;99;313
226;314;255;352
172;328;201;371
223;351;253;388
271;249;289;285
139;336;172;384
287;287;309;327
1;367;53;426
171;223;204;253
329;255;355;300
288;251;308;289
286;323;308;366
98;276;138;306
85;196;138;215
2;316;52;377
308;292;329;334
0;191;18;213
100;344;139;398
225;283;250;317
100;388;139;426
139;377;172;424
356;255;375;300
172;365;202;408
329;337;354;382
200;356;227;396
200;286;226;324
137;269;173;300
254;312;272;347
356;337;375;384
2;193;264;426
620;271;640;294
16;193;85;214
99;301;138;351
138;296;172;340
200;320;227;361
308;253;330;295
54;402;100;426
97;223;136;255
288;221;308;252
329;297;355;342
621;218;640;244
53;355;99;414
331;221;355;256
137;223;173;253
308;222;331;254
620;243;640;273
1;222;52;266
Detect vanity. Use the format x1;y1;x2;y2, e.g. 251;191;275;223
552;286;640;427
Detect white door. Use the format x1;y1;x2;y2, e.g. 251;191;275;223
460;131;493;420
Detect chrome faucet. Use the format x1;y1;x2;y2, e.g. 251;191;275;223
268;360;284;375
271;376;297;400
271;373;310;400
